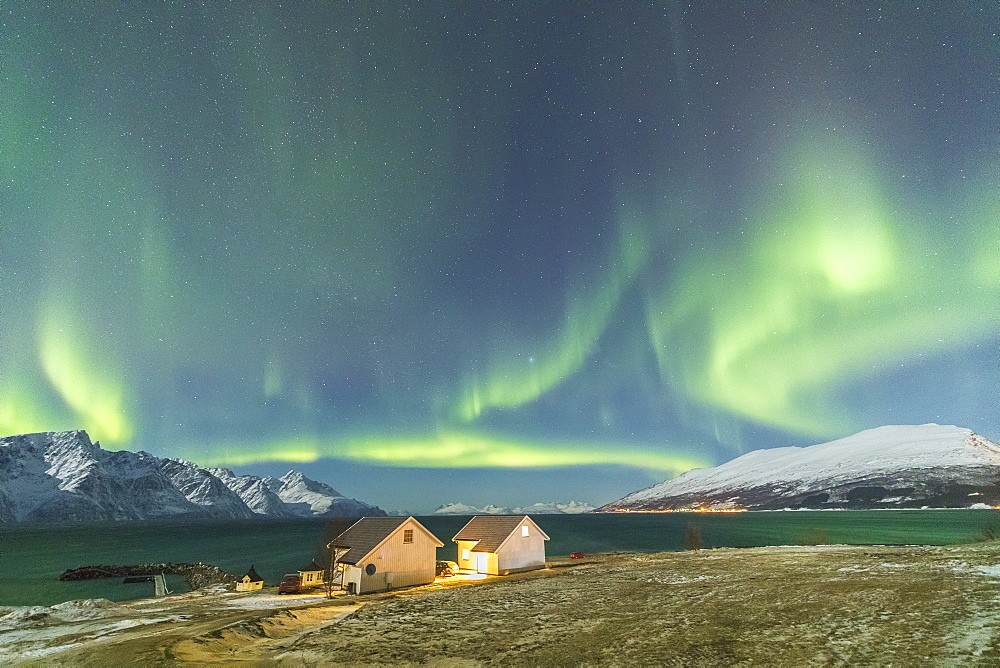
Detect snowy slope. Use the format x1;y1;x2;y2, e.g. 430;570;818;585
0;431;200;522
0;431;385;522
515;501;595;514
158;459;257;519
265;471;386;518
434;502;507;515
603;424;1000;511
433;501;595;515
208;468;295;517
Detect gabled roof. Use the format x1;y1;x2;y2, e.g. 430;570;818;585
327;516;443;565
242;565;264;583
452;515;550;553
299;559;323;573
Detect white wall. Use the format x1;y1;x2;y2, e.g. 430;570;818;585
496;518;546;574
343;565;362;594
354;518;439;594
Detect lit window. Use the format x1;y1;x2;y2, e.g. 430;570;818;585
403;529;413;543
522;525;529;537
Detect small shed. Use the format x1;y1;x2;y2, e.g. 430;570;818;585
453;515;549;575
298;559;325;588
327;516;443;594
235;565;264;592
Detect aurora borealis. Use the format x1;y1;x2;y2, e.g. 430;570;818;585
2;2;997;511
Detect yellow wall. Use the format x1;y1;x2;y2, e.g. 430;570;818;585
473;550;498;575
300;570;324;587
457;541;498;574
235;579;263;592
456;540;478;571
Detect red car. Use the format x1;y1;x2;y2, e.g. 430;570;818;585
569;552;585;559
278;573;302;594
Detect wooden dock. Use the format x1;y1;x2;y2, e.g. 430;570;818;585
153;573;169;597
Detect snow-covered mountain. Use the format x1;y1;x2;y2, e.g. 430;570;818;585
516;500;596;514
207;467;295;517
159;458;257;519
601;424;1000;512
259;470;385;518
0;430;385;522
207;467;384;518
434;500;595;515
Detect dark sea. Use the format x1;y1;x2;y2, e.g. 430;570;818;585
3;510;999;608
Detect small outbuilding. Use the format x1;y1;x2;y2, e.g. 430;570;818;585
327;516;443;594
235;565;264;592
453;515;549;575
298;559;325;588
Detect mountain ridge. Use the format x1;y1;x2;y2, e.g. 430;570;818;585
0;430;385;523
600;424;1000;512
433;500;596;515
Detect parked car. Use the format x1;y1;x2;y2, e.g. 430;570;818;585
569;552;585;559
436;560;459;576
278;573;302;594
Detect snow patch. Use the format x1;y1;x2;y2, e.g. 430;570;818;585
220;593;333;609
973;565;1000;579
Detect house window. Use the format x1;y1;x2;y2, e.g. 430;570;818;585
522;525;530;537
403;529;413;543
462;549;470;560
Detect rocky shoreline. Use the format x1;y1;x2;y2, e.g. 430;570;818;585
58;562;234;591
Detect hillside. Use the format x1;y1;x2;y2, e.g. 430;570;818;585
601;424;1000;511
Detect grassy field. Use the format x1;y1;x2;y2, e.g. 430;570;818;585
6;543;1000;665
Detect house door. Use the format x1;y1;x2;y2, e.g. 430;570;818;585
476;552;489;574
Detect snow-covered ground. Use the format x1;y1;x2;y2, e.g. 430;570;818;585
216;591;334;609
0;588;351;662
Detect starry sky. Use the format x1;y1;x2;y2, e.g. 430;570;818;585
2;2;998;512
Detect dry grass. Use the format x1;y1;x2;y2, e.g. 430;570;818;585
276;545;1000;666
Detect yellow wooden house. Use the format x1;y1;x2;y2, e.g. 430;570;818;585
298;559;325;588
235;565;264;592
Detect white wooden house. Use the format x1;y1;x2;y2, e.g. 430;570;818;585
327;516;443;594
235;565;264;592
453;515;549;575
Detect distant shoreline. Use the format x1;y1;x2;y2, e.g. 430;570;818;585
4;504;999;526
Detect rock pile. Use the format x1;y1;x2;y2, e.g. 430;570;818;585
59;562;235;590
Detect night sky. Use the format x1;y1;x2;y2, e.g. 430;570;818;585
2;2;997;512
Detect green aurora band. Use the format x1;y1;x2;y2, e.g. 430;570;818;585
646;135;1000;438
185;430;706;474
1;2;996;486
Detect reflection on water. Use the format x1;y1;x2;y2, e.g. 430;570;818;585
2;510;997;607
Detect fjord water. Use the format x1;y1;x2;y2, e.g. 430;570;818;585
3;510;999;607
